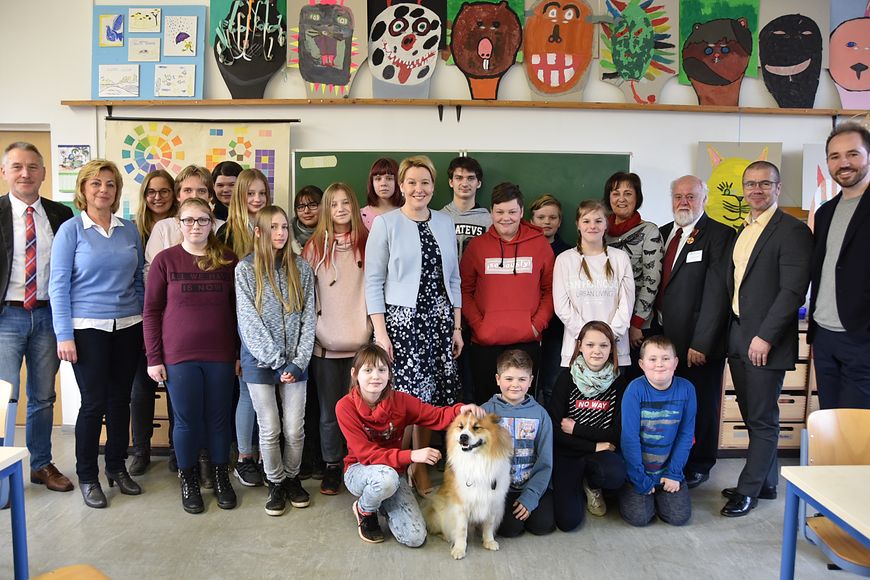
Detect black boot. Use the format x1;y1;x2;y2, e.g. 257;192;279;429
179;467;204;514
128;453;150;476
106;469;142;495
213;463;237;510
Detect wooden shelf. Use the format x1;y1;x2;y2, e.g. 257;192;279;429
60;97;870;117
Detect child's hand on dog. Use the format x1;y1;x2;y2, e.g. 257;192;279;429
458;404;485;418
512;500;530;521
411;447;442;465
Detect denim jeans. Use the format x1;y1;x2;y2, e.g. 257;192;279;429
344;463;427;547
0;305;60;470
248;380;306;483
235;378;257;455
618;482;692;527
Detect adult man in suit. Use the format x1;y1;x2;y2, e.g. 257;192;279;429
808;122;870;409
721;161;812;517
657;175;735;489
0;142;74;492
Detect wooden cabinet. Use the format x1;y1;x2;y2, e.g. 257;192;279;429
99;384;172;450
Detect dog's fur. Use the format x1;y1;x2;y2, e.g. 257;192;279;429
423;411;512;560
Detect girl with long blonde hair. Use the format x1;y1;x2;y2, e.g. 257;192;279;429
553;200;635;370
235;205;316;516
302;183;371;495
218;168;271;259
144;198;239;514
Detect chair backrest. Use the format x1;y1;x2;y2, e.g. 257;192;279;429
0;380;11;442
806;409;870;466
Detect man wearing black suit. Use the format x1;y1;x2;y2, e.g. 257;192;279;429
0;142;74;492
721;161;812;517
808;122;870;410
657;175;735;489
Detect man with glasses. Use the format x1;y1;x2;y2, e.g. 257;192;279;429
656;175;734;490
0;142;75;493
721;161;812;517
808;122;870;410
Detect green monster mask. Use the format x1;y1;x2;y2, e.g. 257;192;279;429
611;0;654;81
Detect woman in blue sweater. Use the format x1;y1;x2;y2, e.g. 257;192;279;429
49;159;145;509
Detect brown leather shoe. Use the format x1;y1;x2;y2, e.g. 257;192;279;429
31;463;74;492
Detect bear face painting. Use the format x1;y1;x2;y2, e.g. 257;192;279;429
450;1;522;99
682;17;753;106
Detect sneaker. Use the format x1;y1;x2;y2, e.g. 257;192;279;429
265;481;287;516
320;464;342;496
311;462;326;480
353;501;384;544
283;476;311;508
584;479;606;517
199;450;214;490
234;458;264;487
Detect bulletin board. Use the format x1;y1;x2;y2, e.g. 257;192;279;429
91;5;206;100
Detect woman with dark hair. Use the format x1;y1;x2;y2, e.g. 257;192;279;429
360;158;402;230
602;172;663;360
548;320;628;531
293;185;323;251
50;159;145;508
210;161;243;221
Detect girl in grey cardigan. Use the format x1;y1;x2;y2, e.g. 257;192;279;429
235;206;316;516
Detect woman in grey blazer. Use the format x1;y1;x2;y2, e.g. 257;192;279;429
364;155;463;496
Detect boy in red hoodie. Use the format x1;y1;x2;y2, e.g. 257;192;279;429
460;182;555;404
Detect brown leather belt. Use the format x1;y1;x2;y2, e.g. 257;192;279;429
5;300;49;309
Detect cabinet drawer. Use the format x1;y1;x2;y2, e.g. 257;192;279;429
721;394;806;422
798;333;810;359
152;419;171;447
783;363;808;388
720;421;804;449
154;390;169;419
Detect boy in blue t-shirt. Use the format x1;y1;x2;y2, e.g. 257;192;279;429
619;335;697;526
482;349;555;537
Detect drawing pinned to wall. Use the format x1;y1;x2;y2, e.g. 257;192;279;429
368;3;441;98
759;14;822;108
100;14;125;47
99;64;140;97
521;0;594;101
444;0;524;62
165;15;198;56
106;120;293;216
213;0;287;98
129;38;161;62
679;0;759;106
367;0;447;53
450;1;522;99
802;144;840;231
288;0;367;97
829;13;870;109
56;145;93;202
129;8;161;32
695;141;782;230
155;64;196;96
599;0;677;104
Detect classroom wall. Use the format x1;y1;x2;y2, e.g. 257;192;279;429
1;0;843;424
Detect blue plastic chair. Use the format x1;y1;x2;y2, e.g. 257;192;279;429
0;380;17;507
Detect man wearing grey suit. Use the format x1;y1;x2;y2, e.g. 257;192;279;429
721;161;812;517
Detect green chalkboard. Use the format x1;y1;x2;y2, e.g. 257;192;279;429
293;150;630;243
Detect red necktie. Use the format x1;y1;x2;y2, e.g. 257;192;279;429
24;206;37;310
656;227;682;310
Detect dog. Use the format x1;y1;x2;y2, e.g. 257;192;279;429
423;411;512;560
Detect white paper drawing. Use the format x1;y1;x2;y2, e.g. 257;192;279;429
129;8;161;33
99;14;124;47
128;38;160;62
164;15;197;56
99;64;139;97
154;64;195;97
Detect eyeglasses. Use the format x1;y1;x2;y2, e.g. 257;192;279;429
295;201;320;212
742;180;779;191
179;217;212;227
145;188;173;198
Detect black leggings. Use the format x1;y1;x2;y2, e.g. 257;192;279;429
497;488;556;537
552;450;626;532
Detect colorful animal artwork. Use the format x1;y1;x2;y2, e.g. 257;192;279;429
100;14;125;47
759;14;822;108
522;0;594;100
682;18;752;106
368;0;447;50
213;0;288;98
368;3;441;97
698;142;781;230
289;0;366;97
829;15;870;109
600;0;677;104
450;1;522;99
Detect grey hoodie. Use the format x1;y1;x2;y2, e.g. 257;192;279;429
235;253;316;384
440;201;492;258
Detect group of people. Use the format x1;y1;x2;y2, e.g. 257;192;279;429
0;120;867;542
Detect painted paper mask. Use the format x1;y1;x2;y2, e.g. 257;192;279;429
829;17;870;109
682;17;752;106
759;14;822;109
523;0;594;98
369;3;441;97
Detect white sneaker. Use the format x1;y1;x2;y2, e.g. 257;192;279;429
584;480;606;516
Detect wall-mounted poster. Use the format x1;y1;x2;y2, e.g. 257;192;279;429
92;5;206;100
105;120;293;218
695;141;782;230
759;14;823;109
830;15;870;109
802;143;841;231
368;3;441;98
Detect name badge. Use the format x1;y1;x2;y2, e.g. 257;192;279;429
686;250;703;263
